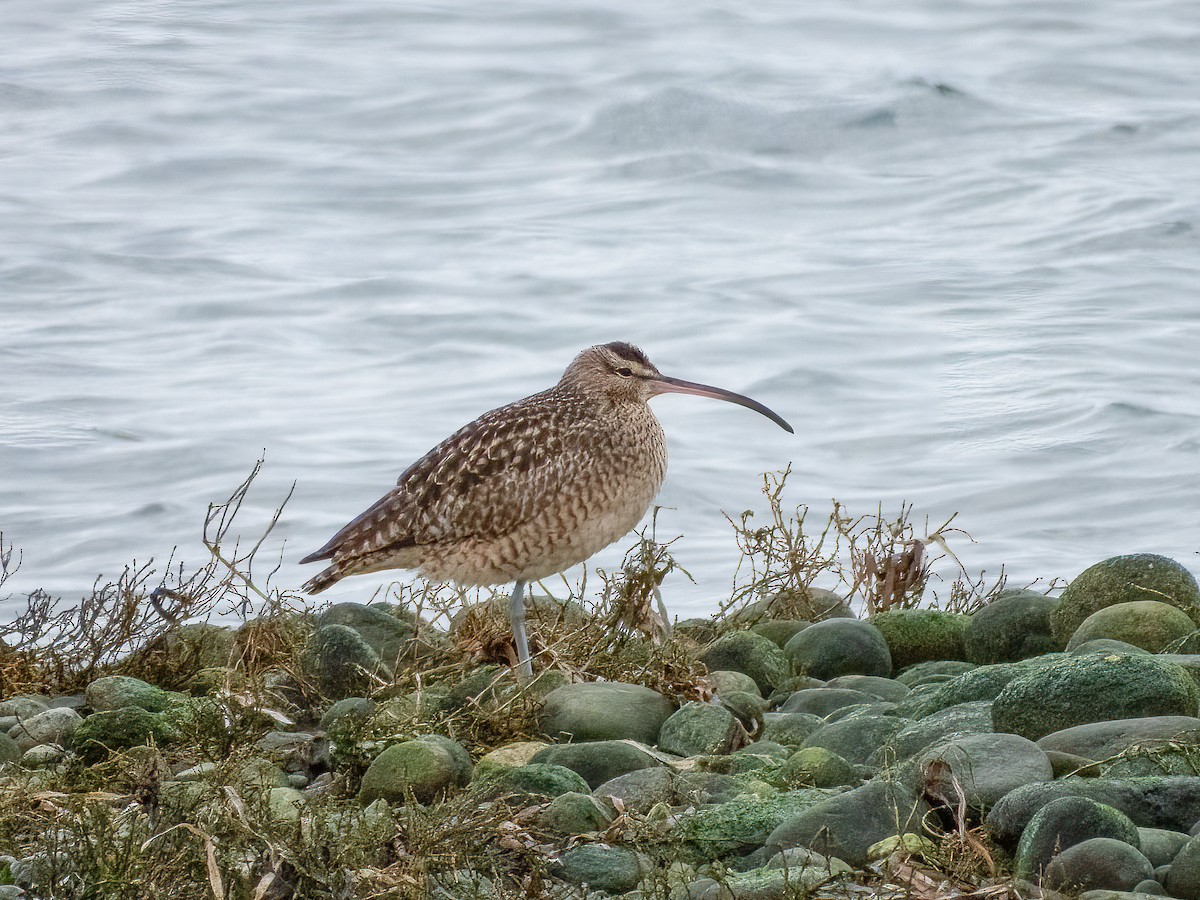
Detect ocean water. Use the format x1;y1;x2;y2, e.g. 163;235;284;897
3;0;1199;622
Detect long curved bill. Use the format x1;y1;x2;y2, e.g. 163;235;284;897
649;375;794;434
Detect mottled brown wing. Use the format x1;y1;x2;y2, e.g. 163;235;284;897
303;390;580;562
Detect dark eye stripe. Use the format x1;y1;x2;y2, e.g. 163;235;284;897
616;367;634;377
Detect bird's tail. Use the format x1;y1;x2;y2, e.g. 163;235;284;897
302;565;341;595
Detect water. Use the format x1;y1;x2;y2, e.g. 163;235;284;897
3;0;1199;622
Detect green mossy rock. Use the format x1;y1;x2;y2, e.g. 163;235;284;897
531;740;664;789
918;732;1053;812
74;706;175;762
1051;554;1200;644
161;623;237;670
894;659;1052;720
316;602;416;669
729;587;854;626
555;844;645;894
309;624;382;700
472;762;589;799
965;589;1062;665
658;701;740;757
700;630;790;695
750;619;811;649
359;739;463;805
780;746;859;788
992;652;1200;741
1043;836;1153;893
801;713;910;768
824;674;911;703
540;791;616;834
539;681;674;744
878;700;995;765
870;609;969;671
679;790;827;857
472;741;549;778
1013;795;1140;881
783;618;892;680
767;779;932;867
86;675;176;713
1066;600;1197;653
896;660;977;687
760;712;824;748
706;669;761;697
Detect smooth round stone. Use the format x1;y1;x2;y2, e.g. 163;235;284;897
780;746;859;788
780;688;881;718
85;675;176;713
878;700;994;764
965;589;1062;665
1166;833;1200;900
760;712;824;747
801;713;909;767
869;609;969;671
539;681;674;744
531;740;664;789
1037;716;1200;761
9;707;83;752
359;739;463;805
993;652;1200;741
706;669;761;697
472;763;589;799
700;630;790;695
919;732;1053;812
1067;600;1198;653
540;791;616;834
1043;837;1153;892
658;701;740;757
1013;796;1140;881
555;844;645;894
783;618;892;680
1051;554;1200;644
592;766;676;814
824;675;910;702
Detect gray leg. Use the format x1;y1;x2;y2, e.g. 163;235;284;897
653;584;673;640
508;579;533;682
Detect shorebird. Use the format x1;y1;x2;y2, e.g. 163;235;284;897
301;342;792;680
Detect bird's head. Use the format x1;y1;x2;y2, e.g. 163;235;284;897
561;342;794;432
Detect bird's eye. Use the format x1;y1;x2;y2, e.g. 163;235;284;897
616;367;634;377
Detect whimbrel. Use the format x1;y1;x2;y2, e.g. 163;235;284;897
301;342;792;680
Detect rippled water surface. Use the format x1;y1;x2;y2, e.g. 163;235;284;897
3;0;1199;619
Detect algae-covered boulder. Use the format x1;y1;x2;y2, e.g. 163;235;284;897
767;779;932;867
894;661;1043;720
870;609;968;671
539;681;674;744
309;624;382;700
760;712;824;748
801;712;910;768
779;688;881;718
316;602;416;669
472;763;589;799
1036;716;1200;761
359;738;467;805
1051;554;1200;644
539;791;616;835
918;732;1052;812
1167;834;1200;900
700;631;790;695
706;669;760;697
531;740;664;789
751;619;811;649
986;777;1200;849
555;844;645;894
86;675;176;713
965;589;1062;664
783;618;891;680
592;766;676;814
823;674;910;703
1066;600;1197;653
730;587;854;625
780;746;859;788
658;701;740;757
1043;836;1153;892
992;651;1200;740
878;700;995;765
74;707;175;762
1013;795;1140;881
472;741;548;778
896;660;977;687
680;790;827;857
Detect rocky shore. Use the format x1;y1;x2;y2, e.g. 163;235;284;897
4;552;1200;898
